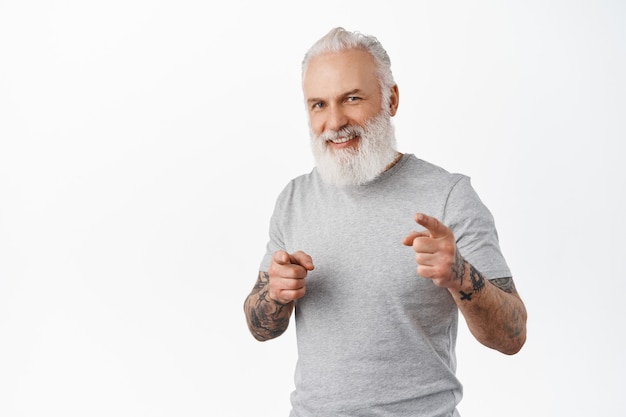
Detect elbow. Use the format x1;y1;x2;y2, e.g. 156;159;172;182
477;328;527;355
245;315;272;342
250;331;271;342
245;312;287;342
502;300;528;355
248;325;286;342
501;332;527;355
500;314;528;355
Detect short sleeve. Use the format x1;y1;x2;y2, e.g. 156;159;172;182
443;176;512;280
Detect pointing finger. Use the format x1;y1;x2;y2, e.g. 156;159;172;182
414;213;451;239
272;250;315;271
290;251;315;271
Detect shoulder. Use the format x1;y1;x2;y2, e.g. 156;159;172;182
397;153;468;191
271;169;324;212
278;169;318;196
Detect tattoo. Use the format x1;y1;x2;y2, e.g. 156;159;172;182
458;260;486;302
455;269;526;350
469;263;485;293
460;291;473;301
244;271;293;341
451;251;465;283
490;277;517;294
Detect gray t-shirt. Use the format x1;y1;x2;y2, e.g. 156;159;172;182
260;153;511;417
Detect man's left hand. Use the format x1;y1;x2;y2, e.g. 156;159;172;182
402;213;465;289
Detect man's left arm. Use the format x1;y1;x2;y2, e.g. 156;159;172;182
403;213;527;355
448;270;527;355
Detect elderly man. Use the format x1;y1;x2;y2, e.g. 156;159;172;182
244;27;527;417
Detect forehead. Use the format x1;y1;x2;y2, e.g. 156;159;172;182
303;49;380;99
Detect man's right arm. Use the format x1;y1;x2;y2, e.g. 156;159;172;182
244;270;295;341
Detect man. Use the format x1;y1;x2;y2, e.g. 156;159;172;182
244;27;527;417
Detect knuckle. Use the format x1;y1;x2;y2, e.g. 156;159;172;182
441;253;454;267
441;240;455;253
435;265;447;277
268;263;280;277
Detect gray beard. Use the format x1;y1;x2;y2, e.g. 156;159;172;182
309;112;398;186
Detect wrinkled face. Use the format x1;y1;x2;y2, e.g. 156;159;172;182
303;49;396;150
302;49;400;186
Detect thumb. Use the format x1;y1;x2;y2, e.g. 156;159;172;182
402;230;430;246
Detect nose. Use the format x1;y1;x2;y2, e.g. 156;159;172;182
324;105;348;132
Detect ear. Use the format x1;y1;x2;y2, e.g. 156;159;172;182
388;84;399;116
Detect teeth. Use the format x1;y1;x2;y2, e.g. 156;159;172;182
329;135;354;144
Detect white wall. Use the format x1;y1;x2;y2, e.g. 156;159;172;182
1;1;624;416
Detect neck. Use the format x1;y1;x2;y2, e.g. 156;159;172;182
385;152;404;171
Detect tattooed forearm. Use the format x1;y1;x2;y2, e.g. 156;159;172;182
457;258;486;301
244;271;294;341
496;295;526;339
451;251;465;283
469;263;485;293
448;251;527;353
489;277;525;340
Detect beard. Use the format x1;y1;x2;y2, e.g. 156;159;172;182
309;111;398;186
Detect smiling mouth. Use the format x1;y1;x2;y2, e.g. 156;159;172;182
328;134;358;144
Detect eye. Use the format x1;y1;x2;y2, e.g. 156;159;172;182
346;96;361;103
311;101;325;110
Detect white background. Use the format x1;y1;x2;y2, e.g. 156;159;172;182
1;1;624;416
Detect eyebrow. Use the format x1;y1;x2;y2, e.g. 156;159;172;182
306;89;364;105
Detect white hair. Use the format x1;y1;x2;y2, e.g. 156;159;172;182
301;27;396;109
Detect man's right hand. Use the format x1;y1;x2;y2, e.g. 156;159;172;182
268;250;314;304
